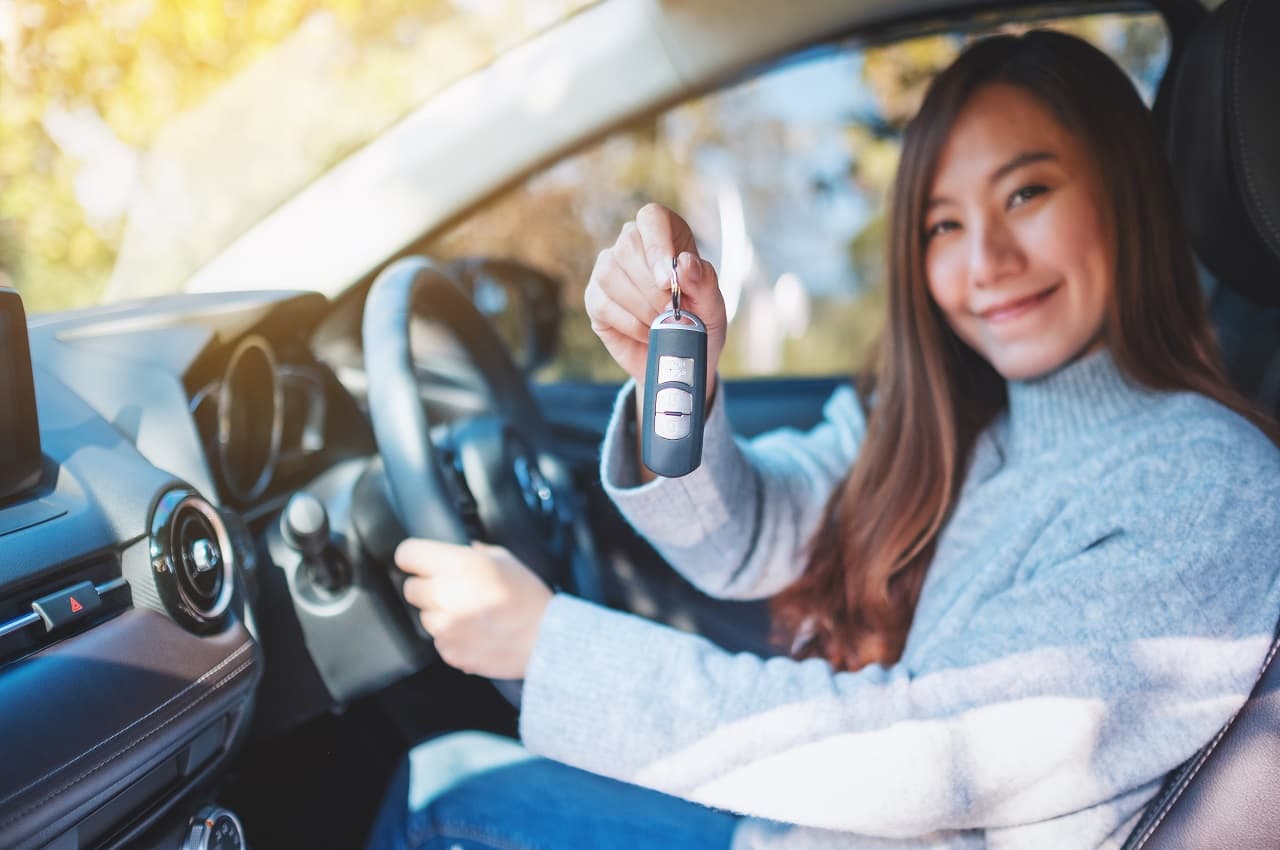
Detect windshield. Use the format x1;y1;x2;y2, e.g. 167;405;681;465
0;0;594;312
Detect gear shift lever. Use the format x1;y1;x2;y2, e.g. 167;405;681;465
281;492;348;593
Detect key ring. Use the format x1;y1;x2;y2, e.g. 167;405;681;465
670;257;681;320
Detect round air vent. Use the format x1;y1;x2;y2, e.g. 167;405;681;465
149;489;235;633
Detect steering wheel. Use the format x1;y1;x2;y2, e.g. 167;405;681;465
361;256;601;638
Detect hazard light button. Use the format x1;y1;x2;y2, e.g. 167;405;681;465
31;581;103;631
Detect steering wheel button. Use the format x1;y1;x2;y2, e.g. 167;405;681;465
655;387;693;414
657;355;696;386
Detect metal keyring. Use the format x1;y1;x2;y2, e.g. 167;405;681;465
670;257;682;320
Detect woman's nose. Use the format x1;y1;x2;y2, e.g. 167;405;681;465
968;218;1025;287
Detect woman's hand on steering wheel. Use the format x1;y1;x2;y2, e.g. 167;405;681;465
396;538;553;679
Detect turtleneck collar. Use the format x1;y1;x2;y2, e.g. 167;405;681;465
1002;347;1160;458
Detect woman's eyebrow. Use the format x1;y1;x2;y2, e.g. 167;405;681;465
989;150;1057;184
927;151;1059;211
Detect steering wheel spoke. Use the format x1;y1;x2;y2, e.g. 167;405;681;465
361;256;605;647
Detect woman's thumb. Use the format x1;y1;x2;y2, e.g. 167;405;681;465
672;252;721;317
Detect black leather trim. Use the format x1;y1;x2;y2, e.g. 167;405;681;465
1122;627;1280;849
0;608;261;849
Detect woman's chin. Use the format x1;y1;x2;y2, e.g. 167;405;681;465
979;341;1081;381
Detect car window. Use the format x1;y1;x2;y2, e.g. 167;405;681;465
425;10;1169;383
0;0;599;312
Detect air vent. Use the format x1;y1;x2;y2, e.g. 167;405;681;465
149;489;234;633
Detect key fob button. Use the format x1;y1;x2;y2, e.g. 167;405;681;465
655;387;693;414
654;412;692;440
658;355;696;386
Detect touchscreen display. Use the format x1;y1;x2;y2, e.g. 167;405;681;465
0;289;42;502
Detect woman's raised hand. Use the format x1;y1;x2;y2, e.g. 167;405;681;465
584;203;727;406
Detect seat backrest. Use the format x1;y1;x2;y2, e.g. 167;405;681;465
1122;629;1280;848
1162;0;1280;309
1124;0;1280;846
1162;0;1280;414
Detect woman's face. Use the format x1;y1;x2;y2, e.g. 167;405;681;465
923;82;1114;380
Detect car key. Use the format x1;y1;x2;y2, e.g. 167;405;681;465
641;259;708;477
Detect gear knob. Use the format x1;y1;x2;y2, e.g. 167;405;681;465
281;491;329;557
281;492;348;593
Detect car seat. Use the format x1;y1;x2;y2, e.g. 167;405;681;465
1121;0;1280;847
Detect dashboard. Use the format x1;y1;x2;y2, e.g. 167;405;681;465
0;288;418;849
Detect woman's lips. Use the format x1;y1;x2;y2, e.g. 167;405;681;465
978;284;1061;323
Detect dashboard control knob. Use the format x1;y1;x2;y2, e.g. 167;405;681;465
184;805;245;850
281;491;348;593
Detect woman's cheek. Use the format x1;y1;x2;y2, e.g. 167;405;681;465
925;248;966;324
1026;188;1098;267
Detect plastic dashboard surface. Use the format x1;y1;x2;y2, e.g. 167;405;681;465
0;292;335;848
0;611;260;849
0;365;262;849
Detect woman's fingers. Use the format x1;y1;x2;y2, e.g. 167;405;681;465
591;301;650;346
636;203;695;281
394;537;467;577
673;250;702;303
402;575;433;611
587;202;728;386
591;247;661;330
585;273;649;343
671;252;723;327
614;222;674;317
393;538;554;679
584;271;650;382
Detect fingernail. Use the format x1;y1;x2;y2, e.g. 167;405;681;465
682;254;701;284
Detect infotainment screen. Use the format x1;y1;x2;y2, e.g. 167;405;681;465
0;288;42;502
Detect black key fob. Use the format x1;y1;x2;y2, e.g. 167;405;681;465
641;309;707;477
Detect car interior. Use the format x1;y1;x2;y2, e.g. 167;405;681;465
0;0;1276;849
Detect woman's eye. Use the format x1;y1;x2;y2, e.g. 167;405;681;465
1008;184;1048;209
924;220;960;242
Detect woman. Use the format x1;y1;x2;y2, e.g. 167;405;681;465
367;30;1280;850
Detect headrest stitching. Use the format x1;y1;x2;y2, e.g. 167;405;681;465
1233;0;1280;261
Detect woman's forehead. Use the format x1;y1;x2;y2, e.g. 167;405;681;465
930;83;1079;194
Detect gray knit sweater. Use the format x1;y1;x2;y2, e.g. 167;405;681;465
518;350;1280;850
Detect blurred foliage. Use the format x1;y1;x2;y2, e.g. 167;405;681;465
0;0;593;311
428;11;1169;383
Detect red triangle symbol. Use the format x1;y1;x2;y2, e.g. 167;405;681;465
69;596;83;613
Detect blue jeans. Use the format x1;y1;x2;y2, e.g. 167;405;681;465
364;731;740;850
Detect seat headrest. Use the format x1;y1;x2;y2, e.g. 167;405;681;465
1163;0;1280;308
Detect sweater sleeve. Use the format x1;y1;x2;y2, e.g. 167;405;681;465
521;446;1280;837
598;377;865;600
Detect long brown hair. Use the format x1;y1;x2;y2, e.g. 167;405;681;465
771;30;1279;673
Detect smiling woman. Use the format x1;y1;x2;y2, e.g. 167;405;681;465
375;27;1280;850
922;94;1113;379
774;26;1279;680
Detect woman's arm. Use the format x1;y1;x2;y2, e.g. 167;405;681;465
600;376;866;600
526;446;1280;835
